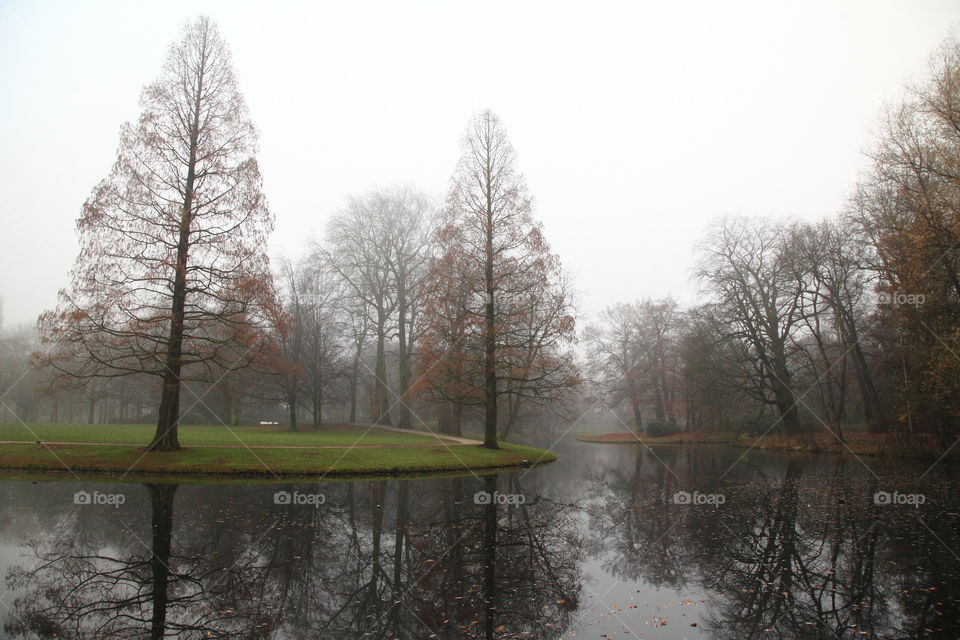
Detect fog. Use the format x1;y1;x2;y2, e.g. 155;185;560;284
1;0;958;328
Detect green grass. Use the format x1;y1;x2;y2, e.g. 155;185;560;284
0;422;441;447
0;441;554;478
0;422;556;477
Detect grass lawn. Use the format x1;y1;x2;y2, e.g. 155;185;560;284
0;422;442;447
0;422;556;477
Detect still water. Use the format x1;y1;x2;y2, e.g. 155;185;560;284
1;442;958;639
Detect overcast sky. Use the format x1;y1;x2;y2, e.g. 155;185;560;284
1;0;959;329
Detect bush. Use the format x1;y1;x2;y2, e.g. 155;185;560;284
646;421;681;437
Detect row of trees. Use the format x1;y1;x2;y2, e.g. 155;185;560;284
262;110;580;447
15;19;960;452
586;37;960;447
23;18;578;451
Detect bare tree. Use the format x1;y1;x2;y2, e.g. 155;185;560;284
584;297;683;431
383;188;435;429
342;296;371;423
274;258;305;431
422;110;578;448
697;217;805;435
298;259;348;426
322;190;399;425
584;303;647;430
791;220;882;437
38;17;278;450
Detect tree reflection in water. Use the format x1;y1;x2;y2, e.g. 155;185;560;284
584;445;960;639
3;473;583;639
2;448;960;638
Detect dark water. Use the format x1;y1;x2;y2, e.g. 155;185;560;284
1;442;959;639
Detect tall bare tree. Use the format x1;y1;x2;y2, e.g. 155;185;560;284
274;258;306;431
38;17;278;450
791;220;881;435
298;261;348;427
697;218;805;435
384;188;435;429
423;110;578;448
323;191;398;425
584;303;647;430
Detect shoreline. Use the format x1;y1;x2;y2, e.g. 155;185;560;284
575;431;960;461
0;436;556;479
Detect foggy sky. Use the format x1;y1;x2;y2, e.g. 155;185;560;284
1;0;958;329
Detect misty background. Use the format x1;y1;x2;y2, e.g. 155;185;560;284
1;0;958;328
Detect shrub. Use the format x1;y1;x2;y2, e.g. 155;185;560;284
646;421;681;437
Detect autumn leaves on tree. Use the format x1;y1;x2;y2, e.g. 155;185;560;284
37;18;578;453
39;17;279;451
418;111;578;449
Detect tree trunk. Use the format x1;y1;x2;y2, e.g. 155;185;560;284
772;370;801;436
481;473;499;638
653;381;667;422
146;483;177;640
367;481;386;601
847;320;884;432
388;480;409;632
288;382;298;432
483;202;498;449
350;346;360;423
500;394;521;440
150;60;204;452
374;311;392;425
625;369;643;431
631;400;643;432
397;283;412;429
770;335;801;436
438;401;463;437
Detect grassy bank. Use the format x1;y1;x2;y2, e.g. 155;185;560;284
0;422;441;447
0;423;556;477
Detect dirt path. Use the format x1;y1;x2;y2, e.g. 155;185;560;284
360;424;480;445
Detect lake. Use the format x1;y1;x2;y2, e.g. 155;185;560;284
1;441;958;639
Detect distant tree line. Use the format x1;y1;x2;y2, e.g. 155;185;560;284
585;37;960;451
